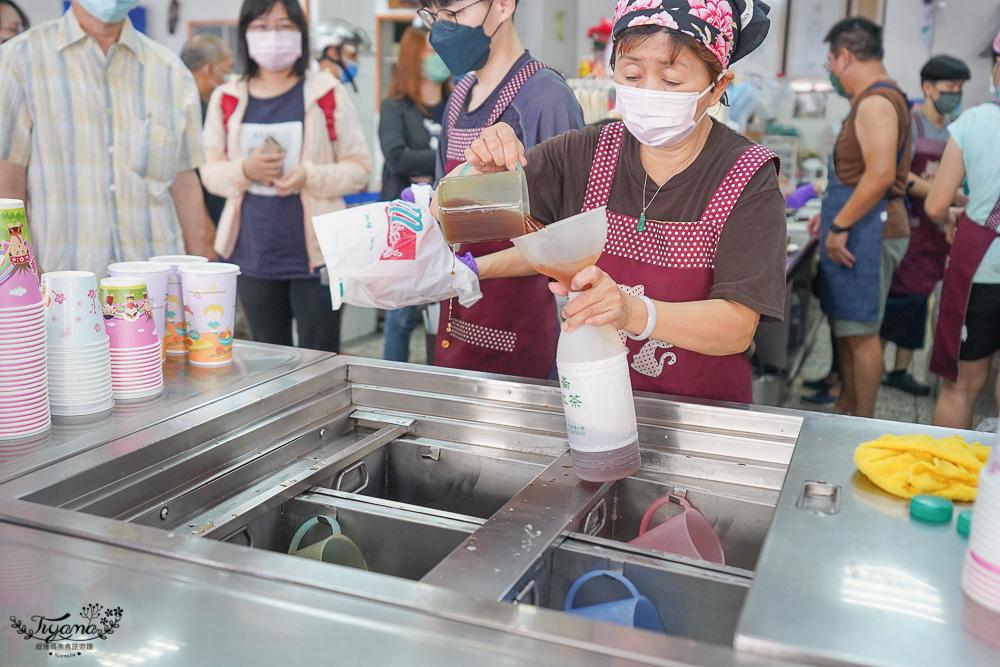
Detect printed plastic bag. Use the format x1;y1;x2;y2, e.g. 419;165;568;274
312;186;481;311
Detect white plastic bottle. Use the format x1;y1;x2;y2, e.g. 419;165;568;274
556;294;641;482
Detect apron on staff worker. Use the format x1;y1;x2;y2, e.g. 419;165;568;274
582;122;778;404
930;119;1000;383
435;61;560;380
820;82;910;323
890;110;951;297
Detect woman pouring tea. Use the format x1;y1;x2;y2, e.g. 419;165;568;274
435;0;786;403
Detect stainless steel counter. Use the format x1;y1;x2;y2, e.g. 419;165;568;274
737;413;1000;666
0;348;997;666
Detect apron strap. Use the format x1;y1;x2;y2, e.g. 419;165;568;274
701;144;779;229
446;74;477;134
582;121;625;212
485;61;548;126
911;108;925;141
986;102;1000;231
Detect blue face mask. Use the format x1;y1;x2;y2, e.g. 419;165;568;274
76;0;142;24
429;15;496;75
341;61;359;84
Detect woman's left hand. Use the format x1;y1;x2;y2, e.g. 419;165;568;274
274;165;307;197
550;266;636;332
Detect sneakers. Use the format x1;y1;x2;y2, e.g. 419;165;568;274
802;389;836;405
882;371;931;397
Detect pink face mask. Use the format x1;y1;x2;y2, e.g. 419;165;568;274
246;30;302;72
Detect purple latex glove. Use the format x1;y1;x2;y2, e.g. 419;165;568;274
785;182;818;210
456;251;478;276
400;186;416;203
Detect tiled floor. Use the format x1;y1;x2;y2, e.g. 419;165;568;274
343;318;997;431
782;317;996;428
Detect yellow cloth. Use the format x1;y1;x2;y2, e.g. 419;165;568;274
854;434;990;502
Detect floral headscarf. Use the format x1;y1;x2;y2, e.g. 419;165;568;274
612;0;770;69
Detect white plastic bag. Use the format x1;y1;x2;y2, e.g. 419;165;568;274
312;186;482;311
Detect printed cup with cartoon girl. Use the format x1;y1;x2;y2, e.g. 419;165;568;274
98;277;159;350
40;271;107;348
177;263;240;367
149;254;209;356
0;199;42;309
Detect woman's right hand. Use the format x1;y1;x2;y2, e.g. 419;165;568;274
242;147;285;184
465;122;527;173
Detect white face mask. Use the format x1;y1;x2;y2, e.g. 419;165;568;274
615;77;720;148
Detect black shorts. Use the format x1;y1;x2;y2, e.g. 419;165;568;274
960;283;1000;361
880;292;929;350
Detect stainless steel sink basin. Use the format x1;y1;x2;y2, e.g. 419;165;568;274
535;538;752;646
313;438;549;519
235;490;480;580
576;469;779;571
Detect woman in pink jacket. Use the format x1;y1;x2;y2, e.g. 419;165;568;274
201;0;371;352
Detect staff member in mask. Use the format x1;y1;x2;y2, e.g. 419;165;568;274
0;0;216;275
926;30;1000;429
419;0;584;380
817;17;912;419
201;0;372;353
435;0;785;404
880;55;970;397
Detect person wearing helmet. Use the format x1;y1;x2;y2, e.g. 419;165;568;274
312;19;372;92
419;0;585;380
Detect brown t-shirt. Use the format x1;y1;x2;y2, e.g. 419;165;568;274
833;80;913;239
523;120;787;322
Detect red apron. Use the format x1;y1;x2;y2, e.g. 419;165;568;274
583;122;779;403
890;110;950;296
930;211;1000;382
435;61;559;380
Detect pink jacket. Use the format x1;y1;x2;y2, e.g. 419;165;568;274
200;70;372;270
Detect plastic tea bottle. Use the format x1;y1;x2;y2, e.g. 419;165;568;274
556;293;641;482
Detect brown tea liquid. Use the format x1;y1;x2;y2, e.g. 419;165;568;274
533;254;600;287
440;200;542;244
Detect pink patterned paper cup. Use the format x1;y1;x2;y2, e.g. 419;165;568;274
149;254;209;356
107;261;171;342
41;271;107;347
99;277;159;350
0;199;42;309
178;263;240;367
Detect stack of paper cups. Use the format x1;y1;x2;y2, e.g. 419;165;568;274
0;198;50;439
178;262;240;367
148;254;208;356
962;444;1000;612
107;261;171;362
99;276;163;400
42;271;114;416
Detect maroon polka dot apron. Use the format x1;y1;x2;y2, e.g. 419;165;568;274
890;110;950;297
435;61;560;380
582;122;778;403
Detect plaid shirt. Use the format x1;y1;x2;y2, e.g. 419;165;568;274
0;10;204;275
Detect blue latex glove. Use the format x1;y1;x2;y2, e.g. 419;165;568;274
456;251;478;276
785;182;818;210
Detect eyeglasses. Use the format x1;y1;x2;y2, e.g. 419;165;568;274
418;0;491;26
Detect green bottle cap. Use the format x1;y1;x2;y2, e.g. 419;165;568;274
957;510;973;537
909;494;954;524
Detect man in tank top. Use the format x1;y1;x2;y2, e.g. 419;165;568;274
818;17;913;418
